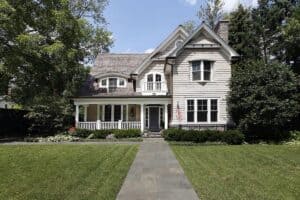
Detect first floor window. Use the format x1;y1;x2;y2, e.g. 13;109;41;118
197;100;207;122
186;98;218;123
210;99;218;122
187;100;194;122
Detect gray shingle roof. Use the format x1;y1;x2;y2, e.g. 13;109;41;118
76;53;149;97
90;53;149;77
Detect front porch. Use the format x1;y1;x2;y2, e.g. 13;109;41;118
74;97;171;132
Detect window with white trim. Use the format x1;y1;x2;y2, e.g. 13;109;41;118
197;100;207;122
187;100;194;122
191;60;213;81
186;99;218;122
99;77;126;90
210;99;218;122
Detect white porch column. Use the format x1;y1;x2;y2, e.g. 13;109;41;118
75;104;79;127
84;105;88;122
126;104;129;121
164;103;168;129
97;105;100;121
140;104;144;132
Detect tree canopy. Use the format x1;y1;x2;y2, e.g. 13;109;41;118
0;0;113;133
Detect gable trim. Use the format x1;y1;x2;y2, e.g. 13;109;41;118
133;25;189;74
171;23;239;58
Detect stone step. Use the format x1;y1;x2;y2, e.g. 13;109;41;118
143;132;162;138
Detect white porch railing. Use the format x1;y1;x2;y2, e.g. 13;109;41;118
77;121;141;130
121;121;141;129
77;122;97;130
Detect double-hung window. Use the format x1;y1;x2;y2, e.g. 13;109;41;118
191;60;213;81
197;100;208;122
186;99;218;123
187;100;194;122
210;99;218;122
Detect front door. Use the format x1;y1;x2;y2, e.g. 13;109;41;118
149;107;159;131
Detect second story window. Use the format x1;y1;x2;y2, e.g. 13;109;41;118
191;60;213;81
145;73;162;92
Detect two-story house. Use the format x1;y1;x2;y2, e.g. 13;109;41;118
73;21;239;133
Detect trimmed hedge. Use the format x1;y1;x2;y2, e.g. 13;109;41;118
72;128;141;139
72;129;93;138
93;130;113;139
162;128;244;145
113;129;141;138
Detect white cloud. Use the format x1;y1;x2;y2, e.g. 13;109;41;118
222;0;258;12
144;48;155;53
185;0;197;6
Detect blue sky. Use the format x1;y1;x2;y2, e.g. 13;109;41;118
104;0;257;53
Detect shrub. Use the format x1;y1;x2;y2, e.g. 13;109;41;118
72;129;93;138
290;130;300;141
113;129;141;138
163;128;245;144
222;130;244;145
229;60;300;141
162;128;184;141
92;129;113;139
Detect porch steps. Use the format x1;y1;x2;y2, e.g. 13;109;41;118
143;132;162;138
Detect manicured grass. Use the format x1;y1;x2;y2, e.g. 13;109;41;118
0;144;138;200
171;144;300;200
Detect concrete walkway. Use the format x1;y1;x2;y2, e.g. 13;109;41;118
117;138;199;200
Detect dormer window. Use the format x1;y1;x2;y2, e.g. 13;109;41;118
191;60;213;81
101;79;107;86
99;77;126;92
119;79;125;86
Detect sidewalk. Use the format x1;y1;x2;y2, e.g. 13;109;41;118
117;138;199;200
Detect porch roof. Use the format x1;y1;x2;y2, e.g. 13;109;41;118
73;96;172;105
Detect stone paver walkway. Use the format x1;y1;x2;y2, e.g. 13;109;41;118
117;138;199;200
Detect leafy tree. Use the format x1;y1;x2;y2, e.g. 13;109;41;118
252;0;297;63
282;5;300;73
69;0;113;63
0;0;112;134
197;0;224;29
228;5;261;61
182;20;197;35
228;60;300;141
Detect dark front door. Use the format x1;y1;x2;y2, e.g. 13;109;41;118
149;107;159;131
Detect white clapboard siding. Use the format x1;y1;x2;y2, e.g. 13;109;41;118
171;48;231;125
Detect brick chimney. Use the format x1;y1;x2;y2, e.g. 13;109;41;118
215;20;229;43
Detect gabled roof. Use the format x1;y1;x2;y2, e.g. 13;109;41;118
133;25;189;74
91;53;149;78
169;23;239;58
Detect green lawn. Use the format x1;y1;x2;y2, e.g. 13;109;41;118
0;144;138;200
171;144;300;200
